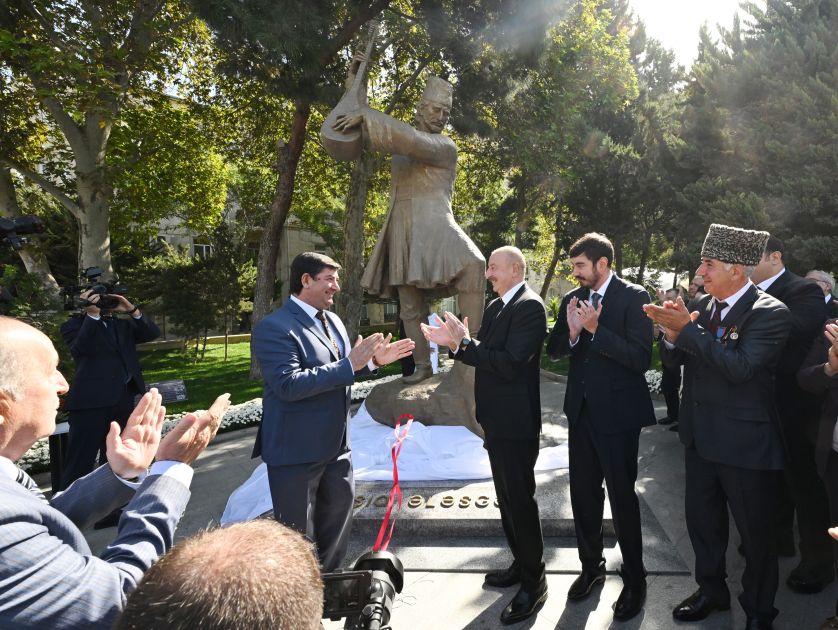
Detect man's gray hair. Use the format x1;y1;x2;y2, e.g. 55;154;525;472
493;246;528;275
807;269;835;290
722;262;756;279
0;316;27;399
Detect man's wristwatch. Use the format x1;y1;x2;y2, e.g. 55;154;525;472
459;337;472;352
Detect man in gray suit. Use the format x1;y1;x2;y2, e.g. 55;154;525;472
252;252;413;571
0;316;230;629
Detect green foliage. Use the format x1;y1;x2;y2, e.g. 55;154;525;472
0;265;72;375
107;102;229;239
546;295;561;320
131;221;256;360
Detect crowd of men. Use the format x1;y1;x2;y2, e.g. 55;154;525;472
1;221;837;629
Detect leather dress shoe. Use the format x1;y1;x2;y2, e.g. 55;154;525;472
500;580;548;625
485;565;521;588
786;565;834;594
672;590;730;622
567;566;606;600
613;581;646;621
745;616;773;630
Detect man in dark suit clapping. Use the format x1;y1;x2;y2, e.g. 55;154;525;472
422;246;548;626
752;236;831;592
797;319;838;629
546;233;655;621
646;224;791;630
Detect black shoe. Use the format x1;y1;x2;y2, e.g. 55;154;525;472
668;423;680;432
745;617;773;630
500;580;548;625
672;590;730;622
485;565;521;588
613;580;646;621
93;508;122;530
786;566;834;594
567;566;606;600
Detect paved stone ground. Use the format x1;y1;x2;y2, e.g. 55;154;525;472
59;375;835;629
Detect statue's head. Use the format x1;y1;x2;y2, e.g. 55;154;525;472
415;76;452;134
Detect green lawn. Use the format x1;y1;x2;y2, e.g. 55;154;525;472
139;341;404;412
139;343;263;413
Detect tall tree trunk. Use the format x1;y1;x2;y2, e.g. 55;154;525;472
513;184;528;249
540;239;563;300
249;101;312;379
336;151;375;342
613;234;623;276
0;167;60;295
75;120;114;276
636;231;650;285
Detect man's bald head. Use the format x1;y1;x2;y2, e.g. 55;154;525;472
486;246;527;297
0;316;47;399
493;246;527;276
0;316;69;460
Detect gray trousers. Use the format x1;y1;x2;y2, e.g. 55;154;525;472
267;448;354;571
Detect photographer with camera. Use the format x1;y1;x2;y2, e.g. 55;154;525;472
60;285;160;504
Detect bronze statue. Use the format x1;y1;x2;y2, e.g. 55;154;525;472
329;56;485;384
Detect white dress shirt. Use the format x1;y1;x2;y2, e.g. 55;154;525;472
755;267;785;292
290;294;376;370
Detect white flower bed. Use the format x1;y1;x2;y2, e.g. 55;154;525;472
645;369;663;395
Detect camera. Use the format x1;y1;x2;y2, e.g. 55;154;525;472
0;215;45;250
62;266;130;311
322;550;404;630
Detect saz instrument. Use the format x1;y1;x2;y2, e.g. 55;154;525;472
320;20;379;162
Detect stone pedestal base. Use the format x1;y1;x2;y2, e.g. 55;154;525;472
364;361;484;438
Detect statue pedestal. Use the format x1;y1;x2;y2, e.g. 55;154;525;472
364;361;483;438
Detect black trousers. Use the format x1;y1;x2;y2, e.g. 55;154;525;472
568;406;645;585
484;435;545;590
685;446;781;622
62;383;138;490
823;450;838;615
660;364;681;421
776;385;833;577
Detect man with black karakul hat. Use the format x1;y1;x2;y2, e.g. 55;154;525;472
644;224;791;630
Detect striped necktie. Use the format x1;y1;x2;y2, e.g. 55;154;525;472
15;467;48;504
316;310;342;358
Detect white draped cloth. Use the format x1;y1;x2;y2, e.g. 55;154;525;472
221;403;568;525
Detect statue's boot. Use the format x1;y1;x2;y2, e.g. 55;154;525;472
402;317;433;384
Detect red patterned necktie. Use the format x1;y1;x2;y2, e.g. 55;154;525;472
708;300;728;339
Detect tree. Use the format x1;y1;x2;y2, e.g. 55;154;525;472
193;0;392;378
0;0;214;277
